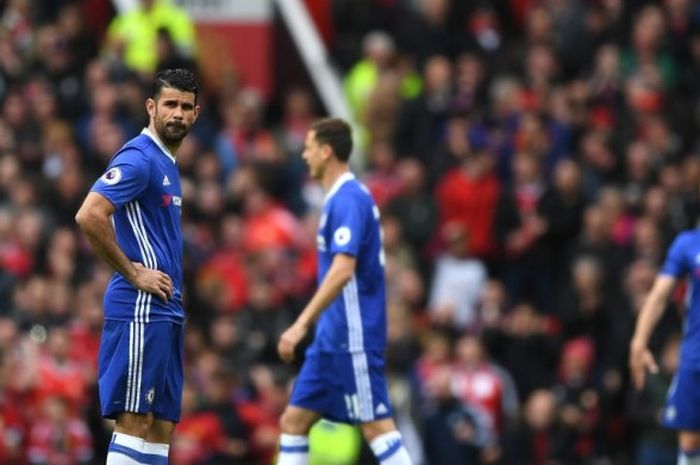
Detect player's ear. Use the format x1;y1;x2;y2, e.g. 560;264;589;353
321;144;333;161
146;98;156;118
193;104;200;122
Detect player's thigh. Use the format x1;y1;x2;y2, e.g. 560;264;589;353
280;405;322;435
151;321;184;423
326;351;393;425
114;412;153;438
98;320;145;420
147;418;176;444
288;350;327;426
98;320;181;420
663;368;700;432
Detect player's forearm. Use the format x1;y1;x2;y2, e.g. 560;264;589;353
631;299;666;347
296;262;354;327
76;212;138;282
631;279;673;347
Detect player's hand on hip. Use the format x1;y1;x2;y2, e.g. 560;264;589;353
629;341;659;390
131;262;173;302
278;323;307;363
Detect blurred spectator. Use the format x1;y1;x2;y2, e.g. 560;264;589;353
172;383;225;465
394;55;452;160
434;117;500;260
428;222;487;330
538;159;586;283
551;337;600;463
503;389;577;465
396;0;457;67
362;72;403;148
27;395;93;465
105;0;196;74
421;365;493;465
621;6;677;91
484;303;561;400
156;27;196;72
344;30;396;124
451;334;519;437
0;347;24;462
496;152;551;308
195;213;249;315
413;331;452;397
198;371;253;464
386;158;438;261
237;277;295;366
214;91;277;181
363;142;403;210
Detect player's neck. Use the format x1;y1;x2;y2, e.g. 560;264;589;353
321;163;350;193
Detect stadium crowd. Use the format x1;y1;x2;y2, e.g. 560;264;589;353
0;0;698;463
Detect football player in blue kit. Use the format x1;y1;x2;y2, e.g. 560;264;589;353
631;230;700;464
276;118;413;465
75;69;199;465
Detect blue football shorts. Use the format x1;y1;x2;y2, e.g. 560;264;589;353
98;319;184;422
663;367;700;431
289;348;393;424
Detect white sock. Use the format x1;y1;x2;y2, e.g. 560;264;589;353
106;432;146;465
277;433;309;465
679;449;700;465
143;441;169;463
370;431;413;465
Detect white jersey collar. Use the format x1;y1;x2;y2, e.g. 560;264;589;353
141;128;176;164
324;171;355;204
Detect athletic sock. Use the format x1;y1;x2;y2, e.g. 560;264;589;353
106;432;146;465
143;441;169;464
370;431;413;465
679;448;700;465
277;433;309;465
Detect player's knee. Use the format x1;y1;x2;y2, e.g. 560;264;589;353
680;431;700;451
279;408;312;435
359;418;397;443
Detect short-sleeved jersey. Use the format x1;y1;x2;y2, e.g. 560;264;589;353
313;173;387;353
91;128;184;322
660;229;700;369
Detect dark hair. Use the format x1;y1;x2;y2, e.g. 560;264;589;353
311;118;353;162
152;68;199;102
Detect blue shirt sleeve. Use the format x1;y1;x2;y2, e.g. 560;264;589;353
90;148;150;209
661;233;689;278
328;193;363;257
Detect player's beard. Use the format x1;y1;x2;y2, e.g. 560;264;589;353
154;113;189;146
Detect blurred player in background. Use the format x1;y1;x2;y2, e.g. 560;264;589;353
630;228;700;465
276;118;413;465
75;69;199;465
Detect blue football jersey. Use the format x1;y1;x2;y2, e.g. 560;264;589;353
660;229;700;369
313;173;387;353
91;128;184;322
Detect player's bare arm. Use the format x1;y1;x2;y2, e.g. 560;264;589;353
278;253;356;362
76;191;173;302
629;274;676;390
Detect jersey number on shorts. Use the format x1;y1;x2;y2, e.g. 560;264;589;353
344;393;361;420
